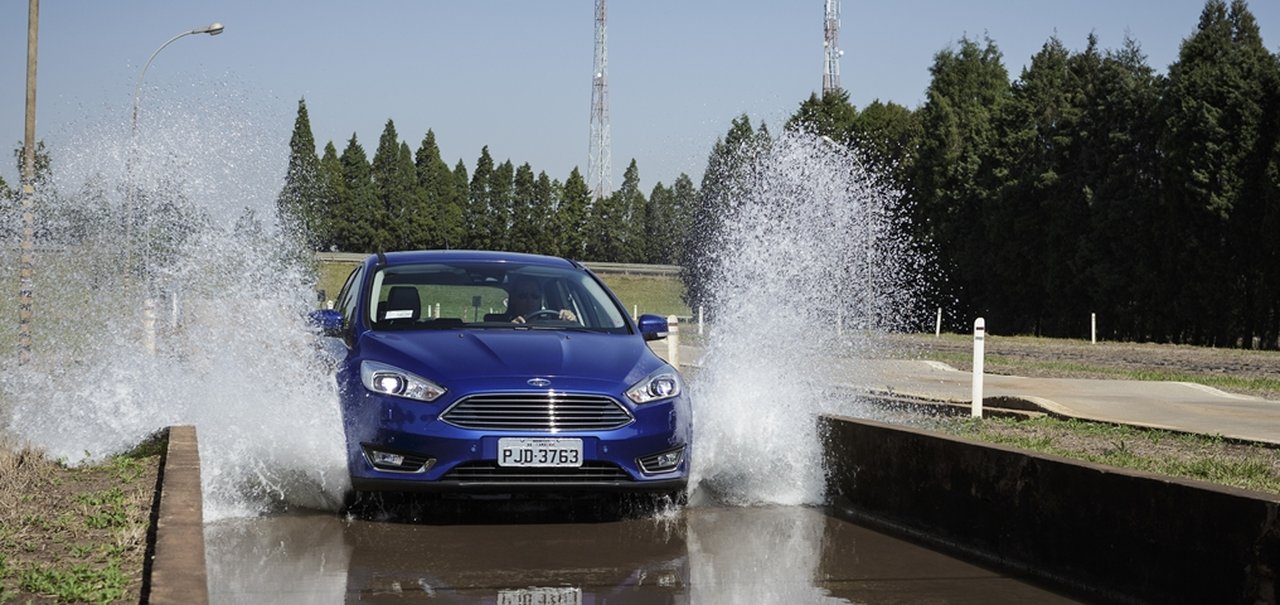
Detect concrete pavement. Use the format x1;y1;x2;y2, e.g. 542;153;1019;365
668;343;1280;445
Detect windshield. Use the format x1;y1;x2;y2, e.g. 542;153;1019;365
367;261;629;333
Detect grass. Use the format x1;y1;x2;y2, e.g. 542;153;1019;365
931;415;1280;495
312;258;690;319
0;434;161;604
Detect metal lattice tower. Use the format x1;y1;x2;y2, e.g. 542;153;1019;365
588;0;611;199
823;0;842;94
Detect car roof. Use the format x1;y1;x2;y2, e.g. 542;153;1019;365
370;250;580;269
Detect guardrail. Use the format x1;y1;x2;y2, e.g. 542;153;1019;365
313;253;681;277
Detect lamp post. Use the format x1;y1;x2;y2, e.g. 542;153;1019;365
131;22;223;135
130;22;223;353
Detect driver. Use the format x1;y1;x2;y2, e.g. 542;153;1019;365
507;277;577;324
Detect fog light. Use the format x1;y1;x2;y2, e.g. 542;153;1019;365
656;451;680;467
372;451;405;466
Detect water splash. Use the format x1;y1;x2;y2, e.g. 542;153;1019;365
0;88;347;520
690;129;926;506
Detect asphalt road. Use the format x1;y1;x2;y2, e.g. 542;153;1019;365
204;503;1077;604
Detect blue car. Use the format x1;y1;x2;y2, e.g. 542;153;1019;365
313;250;690;502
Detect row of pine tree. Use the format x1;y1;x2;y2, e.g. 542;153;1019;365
276;105;697;266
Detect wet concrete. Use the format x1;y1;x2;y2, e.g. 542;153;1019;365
205;504;1078;604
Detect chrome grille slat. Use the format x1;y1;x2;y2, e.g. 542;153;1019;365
443;461;630;482
442;392;633;431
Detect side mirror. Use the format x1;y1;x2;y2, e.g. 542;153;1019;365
308;309;343;336
637;314;669;341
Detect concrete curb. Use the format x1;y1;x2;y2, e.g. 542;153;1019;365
821;414;1280;604
146;425;208;604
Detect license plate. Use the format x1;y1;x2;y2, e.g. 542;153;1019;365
498;438;583;467
498;587;582;605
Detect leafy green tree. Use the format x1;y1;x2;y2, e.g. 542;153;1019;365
277;98;322;248
910;35;1010;322
1160;0;1278;344
1075;37;1164;340
849;100;920;191
681;115;770;313
786;89;858;139
987;36;1086;334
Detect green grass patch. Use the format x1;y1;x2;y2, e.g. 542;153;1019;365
312;258;690;319
938;416;1280;494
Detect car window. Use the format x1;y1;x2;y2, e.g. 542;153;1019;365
334;265;363;328
367;261;629;333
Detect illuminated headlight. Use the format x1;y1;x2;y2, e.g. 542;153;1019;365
360;360;446;402
626;370;681;404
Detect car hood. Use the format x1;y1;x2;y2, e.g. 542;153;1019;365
358;328;661;390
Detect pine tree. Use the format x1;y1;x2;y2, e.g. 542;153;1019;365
489;159;515;250
509;163;537;253
531;172;557;255
1160;0;1278;344
681;115;769;313
467;147;494;249
314;141;345;251
559;168;591;259
450;159;471;249
785;89;858;140
277;99;322;248
371;120;425;251
415;130;460;249
910;35;1011;322
336;133;381;252
670;173;697;266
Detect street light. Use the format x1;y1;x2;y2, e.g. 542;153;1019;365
131;22;224;135
129;22;223;353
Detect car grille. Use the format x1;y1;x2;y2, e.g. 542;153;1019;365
441;393;633;431
442;461;631;483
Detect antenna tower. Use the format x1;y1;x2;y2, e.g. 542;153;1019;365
588;0;611;198
823;0;842;94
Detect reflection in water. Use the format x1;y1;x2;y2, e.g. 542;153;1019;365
205;506;1076;604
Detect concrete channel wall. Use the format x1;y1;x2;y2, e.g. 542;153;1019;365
821;414;1279;604
147;425;209;604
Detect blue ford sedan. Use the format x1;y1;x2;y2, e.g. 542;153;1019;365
314;250;690;502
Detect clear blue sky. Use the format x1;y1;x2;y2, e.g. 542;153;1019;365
2;1;1277;193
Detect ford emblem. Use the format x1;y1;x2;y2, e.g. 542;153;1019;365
527;378;551;388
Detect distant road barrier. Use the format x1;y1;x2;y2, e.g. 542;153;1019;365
314;252;681;277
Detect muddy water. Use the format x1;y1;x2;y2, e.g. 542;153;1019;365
205;505;1077;604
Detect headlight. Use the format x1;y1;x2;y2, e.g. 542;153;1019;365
626;370;681;404
360;360;446;402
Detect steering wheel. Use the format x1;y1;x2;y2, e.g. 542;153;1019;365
523;309;562;322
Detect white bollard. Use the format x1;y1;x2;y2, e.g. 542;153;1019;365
435;302;441;319
935;307;943;337
142;297;157;354
666;315;680;368
698;305;704;336
633;304;638;319
972;317;985;418
1091;312;1097;344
